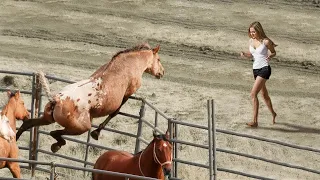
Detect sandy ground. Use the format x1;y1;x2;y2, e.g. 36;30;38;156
0;0;320;179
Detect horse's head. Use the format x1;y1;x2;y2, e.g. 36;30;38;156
153;130;172;177
7;90;30;120
146;45;164;79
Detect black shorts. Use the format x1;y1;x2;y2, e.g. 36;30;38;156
253;65;271;80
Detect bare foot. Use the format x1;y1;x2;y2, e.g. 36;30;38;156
246;121;258;127
272;112;277;124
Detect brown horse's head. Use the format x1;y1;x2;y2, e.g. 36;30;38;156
145;45;164;79
7;90;30;120
153;129;172;177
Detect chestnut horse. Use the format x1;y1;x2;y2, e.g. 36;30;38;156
16;43;165;153
93;130;172;180
0;90;30;178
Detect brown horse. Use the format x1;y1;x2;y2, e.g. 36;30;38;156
0;90;30;178
16;43;165;153
93;130;172;180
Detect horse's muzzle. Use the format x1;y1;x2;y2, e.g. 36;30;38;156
163;167;171;177
24;113;31;120
156;71;164;79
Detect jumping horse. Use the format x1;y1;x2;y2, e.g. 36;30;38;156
93;130;172;180
16;43;165;153
0;90;30;178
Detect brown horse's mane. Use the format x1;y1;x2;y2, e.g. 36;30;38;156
111;43;151;61
91;43;151;78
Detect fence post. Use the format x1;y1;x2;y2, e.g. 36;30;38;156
207;99;215;180
30;73;41;177
169;118;178;179
28;74;36;170
50;162;56;180
83;129;92;178
211;100;217;180
135;100;146;153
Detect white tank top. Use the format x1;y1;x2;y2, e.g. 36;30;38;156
249;39;269;69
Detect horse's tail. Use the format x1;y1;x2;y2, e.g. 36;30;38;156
37;71;53;102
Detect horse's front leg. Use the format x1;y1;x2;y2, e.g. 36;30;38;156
7;162;21;178
90;97;129;140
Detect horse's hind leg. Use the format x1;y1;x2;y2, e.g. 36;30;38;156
16;117;53;140
50;130;67;153
91;98;129;140
7;162;21;178
50;126;91;153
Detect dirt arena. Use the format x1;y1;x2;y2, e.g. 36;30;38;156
0;0;319;179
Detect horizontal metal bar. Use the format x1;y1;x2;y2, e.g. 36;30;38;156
216;129;320;153
217;148;320;175
0;157;51;166
217;167;274;180
118;111;140;119
54;163;158;180
38;132;116;152
137;136;149;145
0;88;32;95
141;118;165;134
91;125;137;138
128;96;144;101
143;100;170;119
170;119;208;130
38;148;94;166
0;70;34;76
44;74;75;84
18;146;30;151
0;178;30;180
173;158;209;169
171;138;208;149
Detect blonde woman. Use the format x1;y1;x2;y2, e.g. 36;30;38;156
240;21;277;127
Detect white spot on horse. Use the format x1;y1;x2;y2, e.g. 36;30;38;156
0;115;15;142
58;78;103;110
163;142;167;147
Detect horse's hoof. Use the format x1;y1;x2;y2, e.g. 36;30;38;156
51;143;61;153
90;130;100;140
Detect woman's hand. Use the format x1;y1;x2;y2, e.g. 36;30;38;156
240;51;252;58
267;52;276;61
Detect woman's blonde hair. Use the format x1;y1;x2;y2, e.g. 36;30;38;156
248;21;277;47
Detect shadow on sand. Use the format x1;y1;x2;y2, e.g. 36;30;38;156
259;122;320;134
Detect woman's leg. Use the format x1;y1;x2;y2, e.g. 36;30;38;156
260;83;277;124
247;76;266;127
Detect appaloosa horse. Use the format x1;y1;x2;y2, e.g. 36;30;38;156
93;130;172;180
16;43;165;153
0;90;30;178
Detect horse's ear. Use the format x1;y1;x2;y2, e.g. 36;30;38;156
7;90;11;97
165;129;170;139
15;90;21;98
153;130;158;137
152;45;160;54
